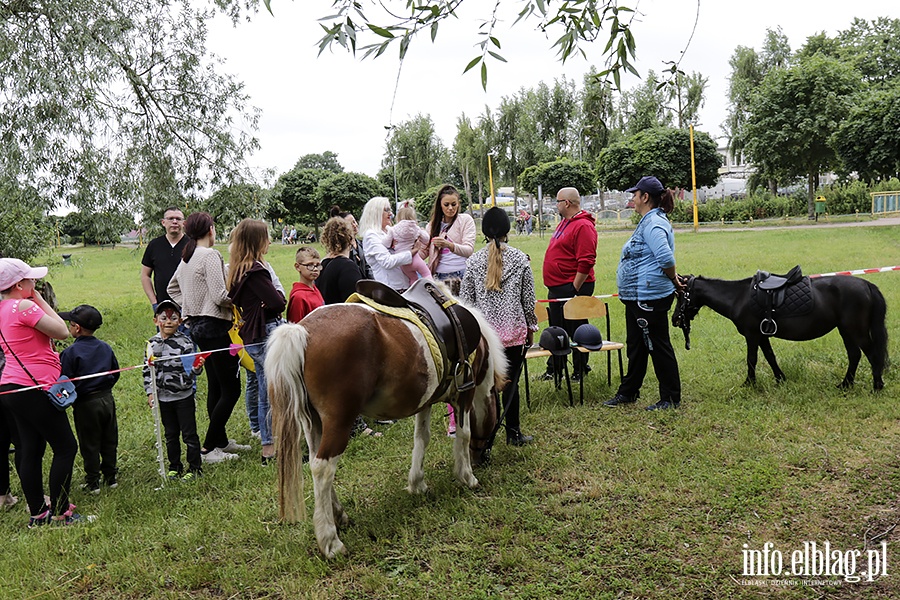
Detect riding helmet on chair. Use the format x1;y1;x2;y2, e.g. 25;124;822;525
573;324;603;350
539;326;572;355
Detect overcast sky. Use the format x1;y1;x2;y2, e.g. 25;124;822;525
207;0;895;182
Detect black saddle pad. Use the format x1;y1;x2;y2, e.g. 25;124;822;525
750;276;814;317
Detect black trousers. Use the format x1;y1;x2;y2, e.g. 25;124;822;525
159;395;202;474
617;295;681;403
502;345;526;433
193;332;242;451
0;400;21;496
0;385;77;516
546;281;595;374
73;389;118;486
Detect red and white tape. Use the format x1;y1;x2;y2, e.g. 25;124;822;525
537;265;900;302
809;265;900;278
0;343;264;397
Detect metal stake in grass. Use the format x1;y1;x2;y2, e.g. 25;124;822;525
146;343;168;488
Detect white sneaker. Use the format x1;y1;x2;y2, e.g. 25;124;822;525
219;439;251;452
202;448;239;464
250;430;262;440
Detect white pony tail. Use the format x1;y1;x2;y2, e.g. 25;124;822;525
265;322;311;522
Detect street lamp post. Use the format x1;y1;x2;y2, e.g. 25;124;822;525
393;154;407;210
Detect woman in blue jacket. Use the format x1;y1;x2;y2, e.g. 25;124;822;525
605;176;684;411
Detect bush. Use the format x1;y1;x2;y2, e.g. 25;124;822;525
670;191;806;223
818;178;900;215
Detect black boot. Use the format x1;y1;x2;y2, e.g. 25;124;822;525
603;391;639;407
645;396;680;411
507;429;534;446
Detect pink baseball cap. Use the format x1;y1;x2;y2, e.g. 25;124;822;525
0;258;49;291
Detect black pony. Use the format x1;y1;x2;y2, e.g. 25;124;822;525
672;273;888;391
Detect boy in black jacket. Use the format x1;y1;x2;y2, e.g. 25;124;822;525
59;305;120;494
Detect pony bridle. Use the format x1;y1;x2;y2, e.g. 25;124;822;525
672;275;697;350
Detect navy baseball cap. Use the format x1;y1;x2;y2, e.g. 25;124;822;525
625;176;665;194
59;304;103;330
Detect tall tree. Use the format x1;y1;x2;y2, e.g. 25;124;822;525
275;168;330;226
293;152;344;173
383;115;447;199
453;114;480;208
835;17;900;86
744;55;860;218
202;183;274;230
596;127;721;191
724;46;764;165
0;179;52;261
760;26;792;71
832;84;900;182
495;94;526;187
1;1;259;214
620;71;672;136
667;71;707;129
580;68;617;161
314;172;390;219
518;159;596;198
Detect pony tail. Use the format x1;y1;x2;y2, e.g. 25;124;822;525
869;282;889;380
266;323;313;522
485;240;505;292
659;189;676;214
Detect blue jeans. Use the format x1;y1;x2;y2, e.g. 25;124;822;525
245;320;282;446
245;369;259;433
434;270;465;282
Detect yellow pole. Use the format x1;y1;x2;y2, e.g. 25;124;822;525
689;124;699;232
487;154;496;207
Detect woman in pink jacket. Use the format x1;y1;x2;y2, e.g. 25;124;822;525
422;184;476;292
421;184;476;436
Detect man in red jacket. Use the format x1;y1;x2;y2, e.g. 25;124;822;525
542;187;598;380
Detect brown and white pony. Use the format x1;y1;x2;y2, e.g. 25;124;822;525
265;300;507;558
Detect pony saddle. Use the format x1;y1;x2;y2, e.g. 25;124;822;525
355;278;481;389
750;265;813;335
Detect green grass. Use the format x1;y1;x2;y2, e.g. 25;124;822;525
3;225;900;599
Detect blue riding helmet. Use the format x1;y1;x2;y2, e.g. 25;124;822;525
573;324;603;350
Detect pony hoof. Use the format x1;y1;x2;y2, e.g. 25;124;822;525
321;539;347;559
837;380;854;390
407;481;428;495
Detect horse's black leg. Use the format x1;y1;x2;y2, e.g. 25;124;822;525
758;337;785;383
837;330;862;389
743;338;759;386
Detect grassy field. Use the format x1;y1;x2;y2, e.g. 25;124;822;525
2;223;900;599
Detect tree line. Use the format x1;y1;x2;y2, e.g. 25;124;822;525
2;2;899;260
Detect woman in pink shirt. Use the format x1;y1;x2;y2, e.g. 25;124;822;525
0;258;81;527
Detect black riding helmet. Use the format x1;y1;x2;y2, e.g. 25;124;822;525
539;326;572;356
